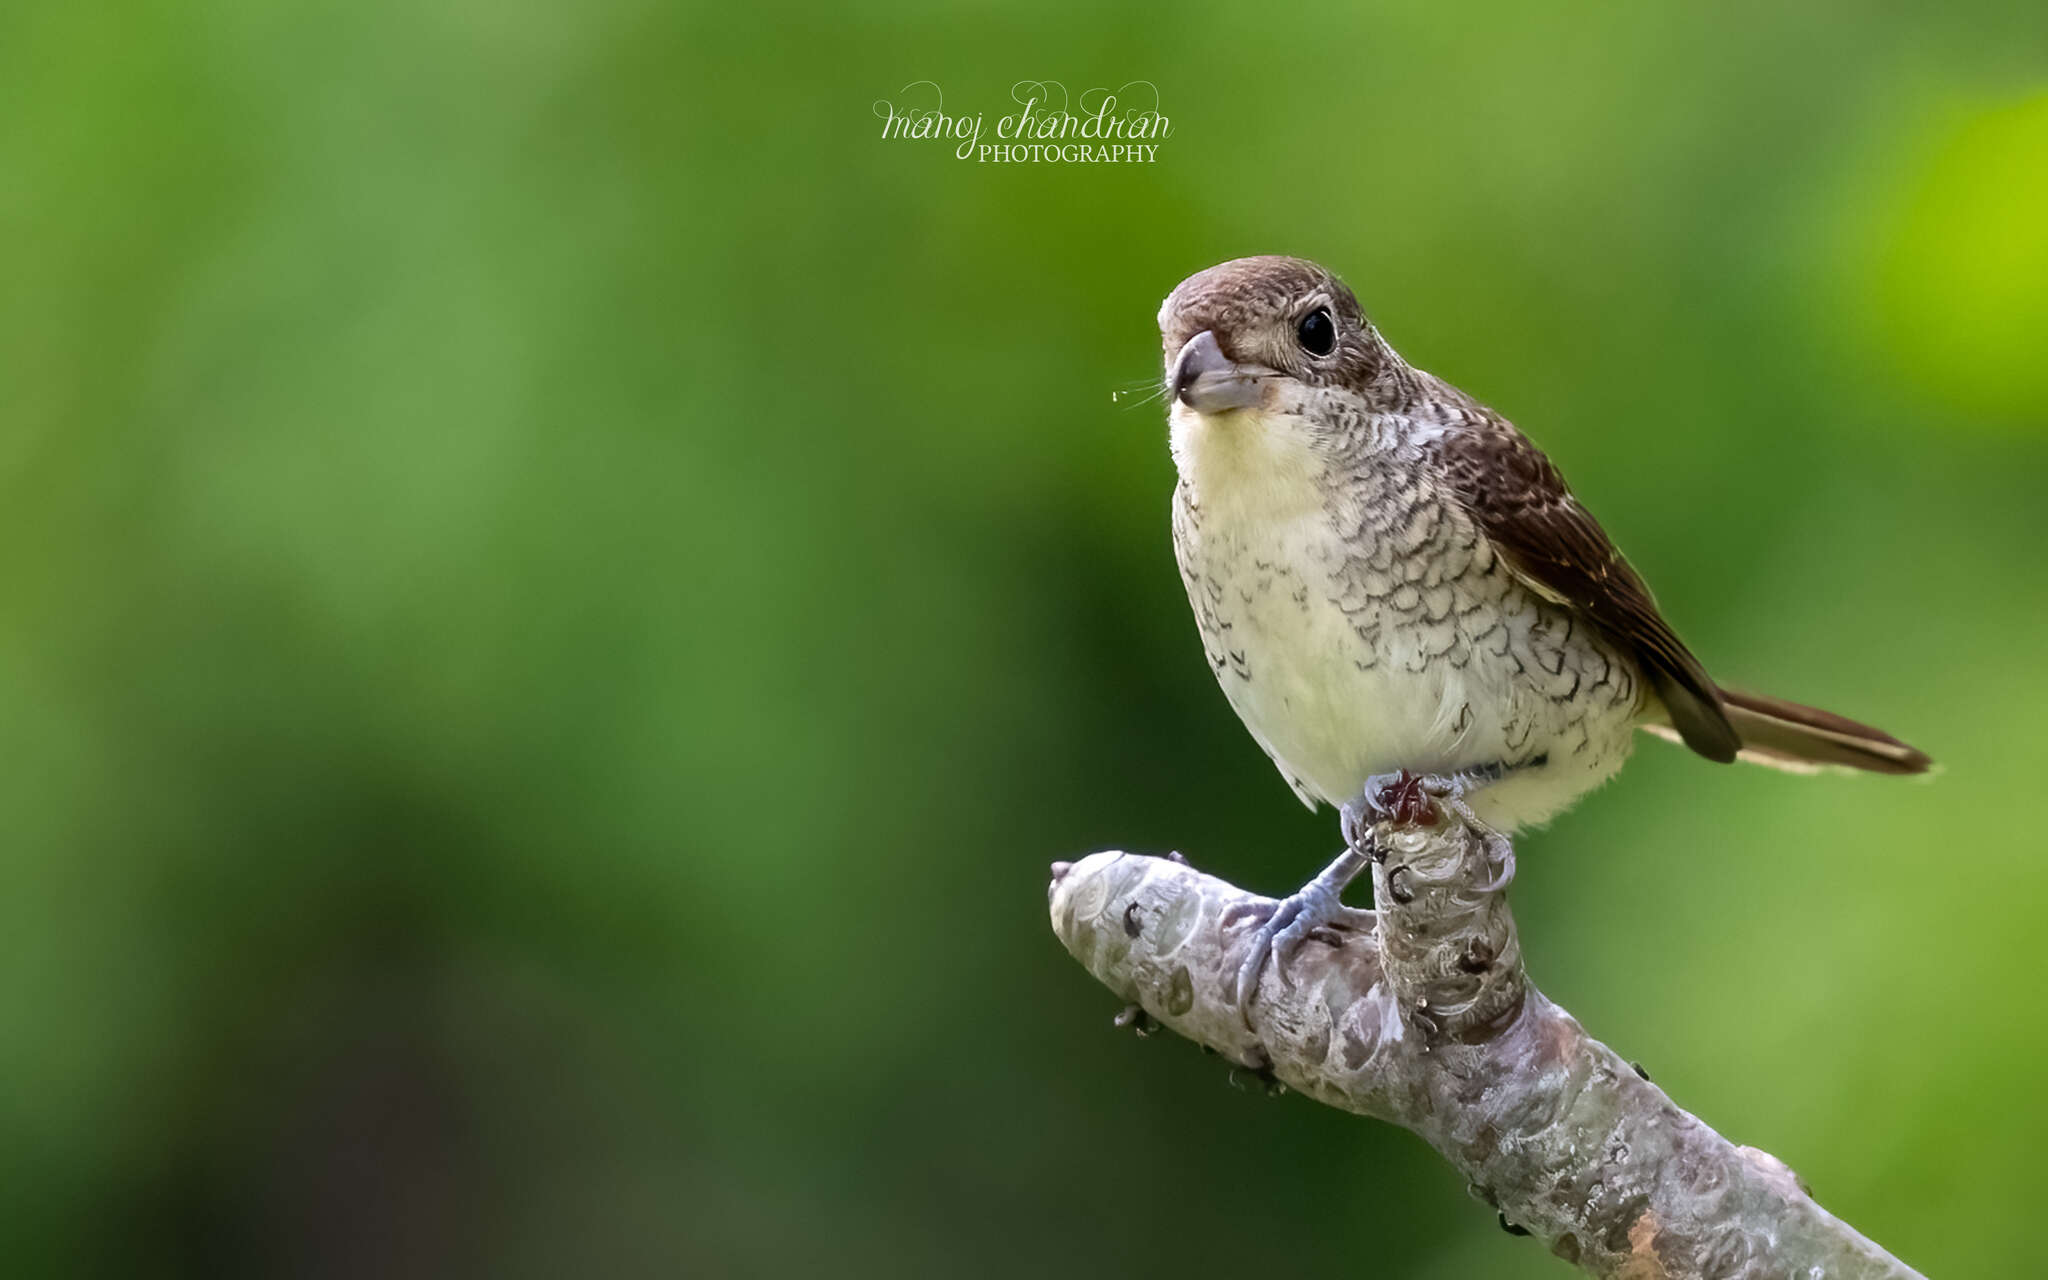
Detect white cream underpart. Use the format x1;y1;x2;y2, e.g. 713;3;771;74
1169;399;1639;832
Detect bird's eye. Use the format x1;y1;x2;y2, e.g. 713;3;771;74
1297;307;1336;356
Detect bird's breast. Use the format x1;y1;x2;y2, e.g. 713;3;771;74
1169;408;1640;822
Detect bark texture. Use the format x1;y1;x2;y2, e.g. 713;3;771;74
1047;810;1925;1280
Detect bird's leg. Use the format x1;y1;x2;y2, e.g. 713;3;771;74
1232;768;1526;1025
1230;835;1374;1026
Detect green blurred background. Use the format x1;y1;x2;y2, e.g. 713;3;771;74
3;1;2045;1275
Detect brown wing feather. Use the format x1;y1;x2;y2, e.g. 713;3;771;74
1429;411;1741;763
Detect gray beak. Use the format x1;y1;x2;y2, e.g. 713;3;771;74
1168;330;1267;413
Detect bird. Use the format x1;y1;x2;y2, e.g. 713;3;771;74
1157;255;1930;1013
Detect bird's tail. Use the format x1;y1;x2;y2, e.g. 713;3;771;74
1654;688;1933;776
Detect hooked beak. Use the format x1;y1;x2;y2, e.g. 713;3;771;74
1168;330;1271;414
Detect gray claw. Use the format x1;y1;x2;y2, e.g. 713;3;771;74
1438;792;1517;892
1232;905;1283;1018
1232;879;1345;1024
1339;799;1374;860
1234;834;1377;1026
1474;840;1516;893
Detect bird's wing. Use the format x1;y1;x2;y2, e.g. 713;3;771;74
1427;413;1740;763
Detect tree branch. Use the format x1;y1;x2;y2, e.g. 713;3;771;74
1047;808;1926;1279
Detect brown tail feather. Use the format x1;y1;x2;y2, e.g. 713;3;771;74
1712;688;1932;776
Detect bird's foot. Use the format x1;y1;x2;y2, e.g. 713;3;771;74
1230;842;1372;1026
1466;822;1516;894
1355;770;1446;832
1352;769;1517;893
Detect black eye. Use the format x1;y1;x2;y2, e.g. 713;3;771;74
1297;307;1335;356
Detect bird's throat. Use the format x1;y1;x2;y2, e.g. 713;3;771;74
1169;405;1330;527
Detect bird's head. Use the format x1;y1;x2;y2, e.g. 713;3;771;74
1157;257;1410;492
1158;256;1400;423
